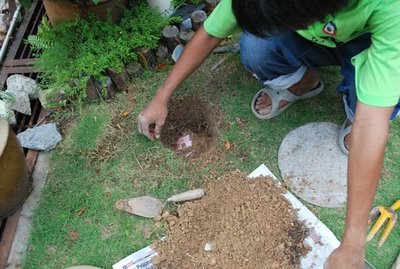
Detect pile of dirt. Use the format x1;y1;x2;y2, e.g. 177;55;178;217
160;96;218;158
153;171;310;269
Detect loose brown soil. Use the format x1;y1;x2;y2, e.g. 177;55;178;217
153;171;310;269
161;96;218;158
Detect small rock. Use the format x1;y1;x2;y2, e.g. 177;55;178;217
0;14;8;33
39;88;67;110
125;61;144;80
6;74;41;100
156;45;169;64
204;242;216;252
5;90;31;115
106;67;128;92
17;123;62;151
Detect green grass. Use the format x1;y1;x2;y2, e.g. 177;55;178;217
24;53;399;269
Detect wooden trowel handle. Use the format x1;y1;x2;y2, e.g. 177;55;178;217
166;189;205;203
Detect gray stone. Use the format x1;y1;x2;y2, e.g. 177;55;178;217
0;99;16;125
17;123;62;151
156;45;169;64
5;90;31;115
278;122;347;208
39;88;66;110
125;61;144;79
106;67;128;92
0;13;8;33
6;74;41;100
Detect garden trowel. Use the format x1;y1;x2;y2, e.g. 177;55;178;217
115;189;205;218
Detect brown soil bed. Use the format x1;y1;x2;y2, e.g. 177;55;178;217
160;96;218;158
153;171;310;269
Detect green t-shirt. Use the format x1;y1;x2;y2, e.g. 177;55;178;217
203;0;400;107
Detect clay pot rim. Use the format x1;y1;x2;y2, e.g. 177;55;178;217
0;118;9;157
44;0;110;7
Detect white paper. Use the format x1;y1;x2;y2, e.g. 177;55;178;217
249;164;340;269
112;246;157;269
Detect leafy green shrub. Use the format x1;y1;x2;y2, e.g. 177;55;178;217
28;3;174;104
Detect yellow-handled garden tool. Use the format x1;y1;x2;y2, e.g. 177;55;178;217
367;200;400;247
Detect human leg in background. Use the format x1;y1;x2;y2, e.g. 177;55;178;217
239;31;339;119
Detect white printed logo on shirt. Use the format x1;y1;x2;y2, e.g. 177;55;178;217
323;21;337;36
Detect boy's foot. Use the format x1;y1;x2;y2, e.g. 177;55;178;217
338;119;352;155
252;70;322;119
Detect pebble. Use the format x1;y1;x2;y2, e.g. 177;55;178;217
204;242;216;252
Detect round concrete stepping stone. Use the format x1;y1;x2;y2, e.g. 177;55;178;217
278;122;347;208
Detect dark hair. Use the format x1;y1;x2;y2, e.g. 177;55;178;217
232;0;349;36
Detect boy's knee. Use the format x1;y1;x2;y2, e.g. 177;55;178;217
239;32;288;79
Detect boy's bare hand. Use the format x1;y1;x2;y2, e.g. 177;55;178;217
138;101;168;140
324;245;365;269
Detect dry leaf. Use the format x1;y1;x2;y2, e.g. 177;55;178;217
76;207;88;216
224;140;232;150
156;63;167;70
235;117;246;128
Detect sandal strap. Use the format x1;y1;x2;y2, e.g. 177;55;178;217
251;81;324;120
338;119;352;155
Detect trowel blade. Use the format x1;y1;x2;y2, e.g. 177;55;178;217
115;196;164;218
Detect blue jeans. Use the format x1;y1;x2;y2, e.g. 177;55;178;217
240;31;400;120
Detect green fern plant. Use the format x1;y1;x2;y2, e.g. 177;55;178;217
27;35;51;50
27;3;174;104
27;17;53;50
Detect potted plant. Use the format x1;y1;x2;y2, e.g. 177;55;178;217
41;0;129;25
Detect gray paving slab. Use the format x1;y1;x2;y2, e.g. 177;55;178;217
278;122;347;208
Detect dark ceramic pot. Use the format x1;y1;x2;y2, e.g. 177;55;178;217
0;118;30;219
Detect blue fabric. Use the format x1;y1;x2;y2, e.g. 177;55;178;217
240;31;400;120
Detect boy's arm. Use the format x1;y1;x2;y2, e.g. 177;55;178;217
138;26;222;140
325;101;394;269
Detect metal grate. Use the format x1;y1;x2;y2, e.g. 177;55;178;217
0;1;47;268
0;0;45;85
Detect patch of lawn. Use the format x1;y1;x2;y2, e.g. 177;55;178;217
24;53;399;269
